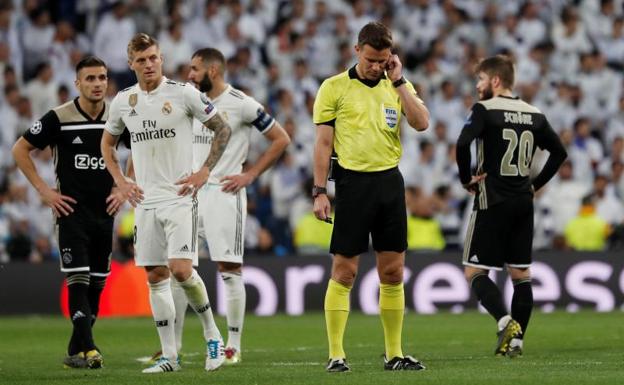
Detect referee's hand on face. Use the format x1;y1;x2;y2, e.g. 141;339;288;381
385;54;403;82
313;194;331;222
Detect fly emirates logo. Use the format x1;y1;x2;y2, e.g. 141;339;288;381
131;120;176;143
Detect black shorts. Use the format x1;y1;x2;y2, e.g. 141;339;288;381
330;167;407;256
57;208;113;276
462;195;533;270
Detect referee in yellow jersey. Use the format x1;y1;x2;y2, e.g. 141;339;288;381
313;22;429;372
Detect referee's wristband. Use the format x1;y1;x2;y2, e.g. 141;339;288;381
392;76;406;88
312;185;327;198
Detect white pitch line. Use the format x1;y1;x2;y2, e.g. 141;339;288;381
271;362;323;366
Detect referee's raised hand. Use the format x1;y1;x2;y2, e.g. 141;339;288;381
385;54;403;82
39;185;77;217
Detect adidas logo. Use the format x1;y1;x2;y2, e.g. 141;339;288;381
179;244;189;252
72;136;83;144
72;310;86;321
129;109;137;117
469;255;479;263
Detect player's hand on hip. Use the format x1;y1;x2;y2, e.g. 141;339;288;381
106;187;126;216
313;194;331;221
39;186;76;217
220;172;254;194
176;167;209;197
386;54;403;82
118;176;144;207
463;173;487;195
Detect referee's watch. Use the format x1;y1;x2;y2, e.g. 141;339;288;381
312;185;327;198
392;76;407;88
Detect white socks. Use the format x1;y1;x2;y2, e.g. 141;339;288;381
177;269;220;341
168;269;246;351
148;278;177;361
498;314;512;331
170;277;189;352
221;271;246;351
510;338;523;349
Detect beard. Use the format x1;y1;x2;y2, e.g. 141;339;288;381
480;82;494;100
198;74;212;93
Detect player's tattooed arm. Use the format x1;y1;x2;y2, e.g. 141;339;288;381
202;112;232;170
176;113;231;197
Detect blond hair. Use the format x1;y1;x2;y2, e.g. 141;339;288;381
127;33;159;60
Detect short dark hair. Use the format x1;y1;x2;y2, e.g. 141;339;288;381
193;47;225;66
127;33;159;59
475;55;515;89
75;55;107;74
357;22;393;50
192;47;225;73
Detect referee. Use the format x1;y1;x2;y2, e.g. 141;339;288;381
313;22;429;372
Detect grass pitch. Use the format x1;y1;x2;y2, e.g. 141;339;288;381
0;311;622;385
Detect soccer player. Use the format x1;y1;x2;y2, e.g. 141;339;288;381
101;33;231;373
12;56;126;369
313;22;429;372
456;55;567;357
163;47;288;364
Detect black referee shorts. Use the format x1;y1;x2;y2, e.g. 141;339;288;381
462;194;534;271
330;167;407;256
57;208;113;276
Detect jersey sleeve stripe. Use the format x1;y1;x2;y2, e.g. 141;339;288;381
60;124;106;131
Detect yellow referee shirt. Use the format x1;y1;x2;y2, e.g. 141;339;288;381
313;66;418;172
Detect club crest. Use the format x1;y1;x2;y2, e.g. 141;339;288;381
162;101;172;115
62;248;72;264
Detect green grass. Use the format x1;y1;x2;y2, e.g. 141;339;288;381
0;311;622;385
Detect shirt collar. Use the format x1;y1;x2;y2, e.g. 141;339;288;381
139;76;167;95
348;65;385;88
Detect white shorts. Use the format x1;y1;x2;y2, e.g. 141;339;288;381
134;199;199;267
198;185;246;264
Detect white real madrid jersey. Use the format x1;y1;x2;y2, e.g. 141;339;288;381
192;85;275;184
105;77;217;208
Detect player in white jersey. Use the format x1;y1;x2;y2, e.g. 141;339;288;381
162;47;288;364
100;34;232;374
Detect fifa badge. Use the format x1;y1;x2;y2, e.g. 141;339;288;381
383;104;398;128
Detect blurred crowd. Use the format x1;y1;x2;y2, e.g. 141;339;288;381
1;0;624;263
